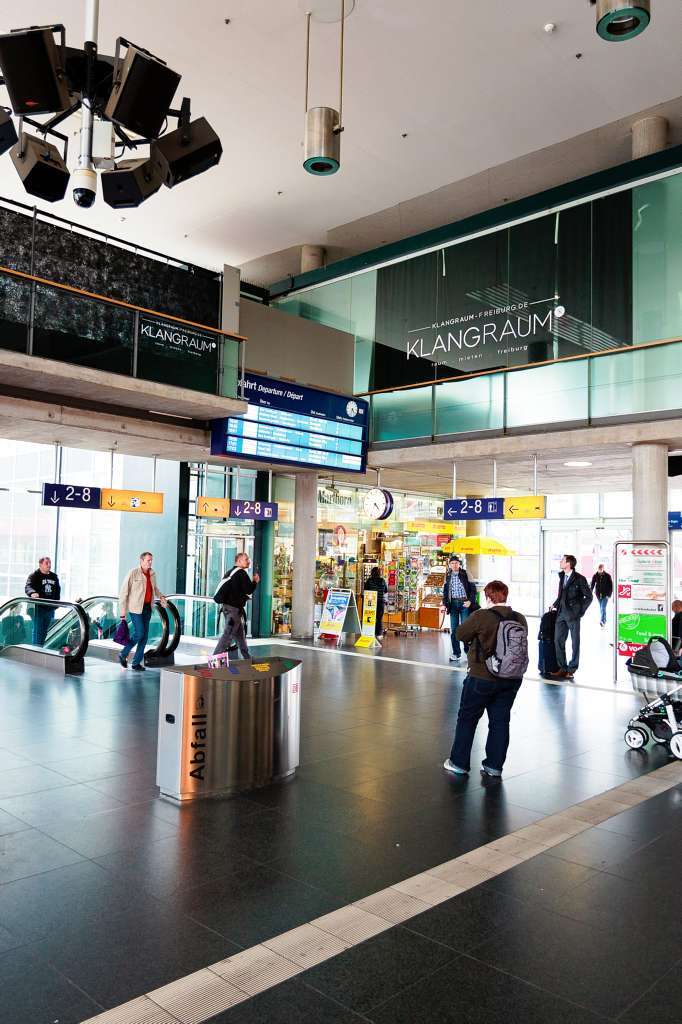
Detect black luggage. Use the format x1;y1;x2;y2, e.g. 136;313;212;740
538;610;558;677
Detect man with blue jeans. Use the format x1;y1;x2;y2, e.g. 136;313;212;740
118;551;167;672
590;564;613;628
442;557;472;663
444;580;527;778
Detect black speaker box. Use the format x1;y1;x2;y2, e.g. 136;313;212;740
0;27;70;115
151;117;222;187
10;134;69;202
0;108;18;156
101;157;162;208
104;45;180;139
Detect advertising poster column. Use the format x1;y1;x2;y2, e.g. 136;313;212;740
614;541;670;680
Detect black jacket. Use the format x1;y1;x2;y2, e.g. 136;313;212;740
554;570;592;620
364;575;387;608
590;571;613;599
25;570;60;601
442;568;472;612
213;566;257;610
672;612;682;641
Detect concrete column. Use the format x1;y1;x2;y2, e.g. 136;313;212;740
301;245;326;274
632;115;668;160
292;471;318;639
632;443;668;541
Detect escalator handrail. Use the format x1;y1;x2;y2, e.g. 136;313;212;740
82;595;172;659
0;596;90;663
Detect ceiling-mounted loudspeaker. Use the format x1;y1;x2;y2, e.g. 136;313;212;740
9;133;69;202
151;117;222;187
0;26;71;116
0;108;18;156
303;107;340;175
596;0;650;40
104;42;181;139
101;157;163;208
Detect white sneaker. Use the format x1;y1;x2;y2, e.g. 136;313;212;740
443;759;468;775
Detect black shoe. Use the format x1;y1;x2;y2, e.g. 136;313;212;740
131;663;145;672
118;653;128;669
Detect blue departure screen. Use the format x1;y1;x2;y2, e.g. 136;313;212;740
211;373;369;473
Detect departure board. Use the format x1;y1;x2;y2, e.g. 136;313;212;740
210;373;369;472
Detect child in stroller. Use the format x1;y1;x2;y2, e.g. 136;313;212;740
625;636;682;759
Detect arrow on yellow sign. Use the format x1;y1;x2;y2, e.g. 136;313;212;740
503;496;546;520
100;488;164;514
196;496;230;518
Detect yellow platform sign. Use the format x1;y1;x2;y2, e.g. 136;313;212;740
196;496;230;518
100;488;164;514
503;496;546;520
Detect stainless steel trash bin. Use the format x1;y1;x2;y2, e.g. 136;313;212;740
156;657;302;801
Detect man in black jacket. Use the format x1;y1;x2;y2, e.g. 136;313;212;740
25;556;61;646
551;554;592;678
213;553;260;658
442;557;472;663
590;564;613;628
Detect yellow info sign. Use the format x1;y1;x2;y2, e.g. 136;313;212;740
196;496;230;518
100;488;164;514
503;496;546;520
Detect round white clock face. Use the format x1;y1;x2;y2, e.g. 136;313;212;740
346;400;358;418
363;487;392;520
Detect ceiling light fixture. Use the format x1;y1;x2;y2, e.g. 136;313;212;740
564;460;593;467
595;0;651;41
301;1;354;175
0;1;222;208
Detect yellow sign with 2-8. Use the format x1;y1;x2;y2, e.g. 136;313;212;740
100;488;164;514
503;496;546;520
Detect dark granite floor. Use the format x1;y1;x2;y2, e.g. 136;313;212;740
0;646;670;1023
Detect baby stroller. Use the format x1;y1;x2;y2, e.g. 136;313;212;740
625;636;682;759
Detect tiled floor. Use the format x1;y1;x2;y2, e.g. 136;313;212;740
0;645;672;1023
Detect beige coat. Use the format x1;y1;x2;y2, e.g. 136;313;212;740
119;567;165;616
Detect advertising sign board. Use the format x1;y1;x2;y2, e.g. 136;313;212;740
319;589;361;644
614;542;669;671
356;589;380;649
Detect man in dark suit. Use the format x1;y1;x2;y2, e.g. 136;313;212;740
551;554;592;679
590;564;613;628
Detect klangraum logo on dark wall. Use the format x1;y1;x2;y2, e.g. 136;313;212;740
140;317;218;359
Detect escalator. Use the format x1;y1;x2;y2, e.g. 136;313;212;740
0;595;181;673
0;597;89;673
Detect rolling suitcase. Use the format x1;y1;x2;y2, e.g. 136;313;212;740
538;610;559;677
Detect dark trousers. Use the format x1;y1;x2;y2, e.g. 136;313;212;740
32;607;54;647
449;603;469;656
214;604;249;658
375;605;384;637
121;602;152;667
450;675;522;773
555;612;581;672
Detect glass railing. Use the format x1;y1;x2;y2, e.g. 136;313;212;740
41;596;180;662
167;595;221;646
367;337;682;443
0;597;89;665
0;265;244;398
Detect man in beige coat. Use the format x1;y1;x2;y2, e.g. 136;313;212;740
119;551;167;671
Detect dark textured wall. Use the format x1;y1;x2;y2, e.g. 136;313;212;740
0;205;221;326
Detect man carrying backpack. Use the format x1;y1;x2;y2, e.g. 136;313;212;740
213;552;260;659
444;580;528;779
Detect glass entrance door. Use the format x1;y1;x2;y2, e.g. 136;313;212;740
203;533;255;633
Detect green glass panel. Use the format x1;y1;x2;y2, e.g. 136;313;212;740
435;374;504;435
506;360;588;428
221;336;241;398
633;173;682;345
591;342;682;419
350;271;376;393
371;385;432;442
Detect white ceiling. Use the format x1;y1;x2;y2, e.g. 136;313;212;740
0;0;681;272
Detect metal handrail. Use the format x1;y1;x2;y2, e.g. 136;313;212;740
0;596;90;664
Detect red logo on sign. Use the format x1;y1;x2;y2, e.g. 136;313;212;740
631;548;664;557
618;584;632;598
618;641;644;657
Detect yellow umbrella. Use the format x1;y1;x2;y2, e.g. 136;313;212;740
442;536;515;557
